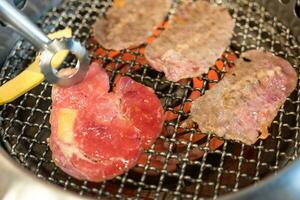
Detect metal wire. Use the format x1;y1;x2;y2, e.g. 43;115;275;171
0;0;299;199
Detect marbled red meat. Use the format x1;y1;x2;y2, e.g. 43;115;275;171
93;0;172;50
145;0;234;81
50;62;164;181
116;77;165;148
191;50;298;145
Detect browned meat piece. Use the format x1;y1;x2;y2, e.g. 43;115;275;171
145;0;234;82
190;50;298;145
93;0;172;50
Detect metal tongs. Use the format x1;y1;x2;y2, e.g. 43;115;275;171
0;0;90;87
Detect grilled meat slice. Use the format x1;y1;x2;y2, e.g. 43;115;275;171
93;0;172;50
145;0;234;81
50;63;164;181
190;50;298;145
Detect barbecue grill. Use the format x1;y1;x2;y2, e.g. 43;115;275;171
0;0;299;199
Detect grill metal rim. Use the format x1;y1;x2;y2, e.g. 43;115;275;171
0;0;299;199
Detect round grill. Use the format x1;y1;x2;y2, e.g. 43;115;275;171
0;0;299;199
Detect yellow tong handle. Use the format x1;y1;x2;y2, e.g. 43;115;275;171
0;28;72;105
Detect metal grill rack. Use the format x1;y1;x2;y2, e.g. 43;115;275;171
0;0;299;199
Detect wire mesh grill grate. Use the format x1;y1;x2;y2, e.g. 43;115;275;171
0;0;299;199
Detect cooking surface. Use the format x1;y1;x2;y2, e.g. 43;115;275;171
0;0;299;199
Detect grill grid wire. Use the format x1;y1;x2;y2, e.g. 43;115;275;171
0;0;300;199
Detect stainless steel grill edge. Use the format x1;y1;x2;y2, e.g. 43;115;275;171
0;0;299;199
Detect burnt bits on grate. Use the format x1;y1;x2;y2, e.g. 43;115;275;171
0;0;299;199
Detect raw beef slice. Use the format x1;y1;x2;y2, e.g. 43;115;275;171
191;50;298;145
145;0;234;81
50;62;164;182
93;0;172;50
